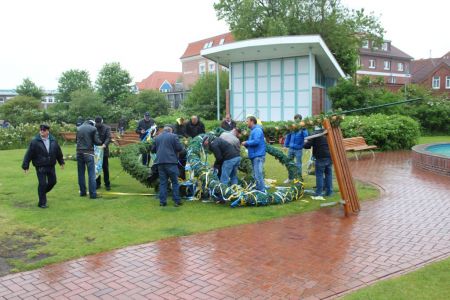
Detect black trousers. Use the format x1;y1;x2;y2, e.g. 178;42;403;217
35;166;57;206
96;155;110;188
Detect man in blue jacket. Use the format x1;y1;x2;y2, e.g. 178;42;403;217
242;116;266;192
284;114;308;183
151;126;184;207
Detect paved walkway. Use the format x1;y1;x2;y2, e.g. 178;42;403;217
1;151;449;299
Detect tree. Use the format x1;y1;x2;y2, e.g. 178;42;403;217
96;62;132;104
0;96;43;125
57;69;92;102
214;0;384;75
124;90;170;118
68;89;108;120
16;78;44;99
182;71;229;120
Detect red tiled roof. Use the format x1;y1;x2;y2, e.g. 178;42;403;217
136;71;182;91
411;52;450;83
359;44;413;60
180;32;234;59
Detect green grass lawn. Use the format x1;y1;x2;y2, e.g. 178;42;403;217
0;144;378;275
417;135;450;145
343;257;450;300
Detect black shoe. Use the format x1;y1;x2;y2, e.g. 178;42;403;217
174;202;183;207
38;204;48;209
105;186;111;191
90;195;102;199
80;193;87;197
160;203;167;206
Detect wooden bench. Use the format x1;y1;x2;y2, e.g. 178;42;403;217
60;132;77;145
113;131;140;147
342;136;377;160
60;132;116;146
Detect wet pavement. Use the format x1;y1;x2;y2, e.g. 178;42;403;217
0;151;449;299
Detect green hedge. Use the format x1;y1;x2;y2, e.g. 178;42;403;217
341;114;420;150
0;122;76;150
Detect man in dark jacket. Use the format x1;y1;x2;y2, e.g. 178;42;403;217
185;115;205;138
136;112;155;165
203;136;241;185
77;120;104;199
174;117;187;138
94;116;112;190
22;124;65;208
151;126;184;206
303;128;333;197
220;114;237;131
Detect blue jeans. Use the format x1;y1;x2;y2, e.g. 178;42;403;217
158;163;181;205
287;148;303;180
77;153;97;198
315;157;333;196
220;156;241;185
251;156;265;192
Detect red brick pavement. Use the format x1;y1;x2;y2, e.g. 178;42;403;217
1;151;449;299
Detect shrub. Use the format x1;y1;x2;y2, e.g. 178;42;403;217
0;96;44;125
0;122;76;150
341;114;420;151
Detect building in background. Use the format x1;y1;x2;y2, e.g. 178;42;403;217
0;90;18;104
201;35;344;121
180;32;234;88
136;71;187;108
357;40;413;91
411;51;450;95
0;89;56;109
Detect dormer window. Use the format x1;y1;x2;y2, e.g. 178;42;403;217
203;41;214;49
382;42;389;51
219;38;225;45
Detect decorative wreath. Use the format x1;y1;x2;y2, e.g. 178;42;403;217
119;113;344;207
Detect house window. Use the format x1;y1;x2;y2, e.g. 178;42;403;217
208;62;216;72
199;62;206;75
382;42;389;51
384;60;391;70
389;76;396;84
219;38;225;45
0;97;4;103
203;41;213;49
369;59;376;69
398;63;404;72
432;76;440;89
446;76;450;89
362;40;369;49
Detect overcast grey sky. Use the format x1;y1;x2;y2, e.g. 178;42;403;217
0;0;448;89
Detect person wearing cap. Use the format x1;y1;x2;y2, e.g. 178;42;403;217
22;124;65;208
283;114;308;183
185;115;205;138
94;116;112;191
174;117;187;138
76;119;104;199
136;112;155;165
220;114;237;131
151;125;184;207
242;116;266;192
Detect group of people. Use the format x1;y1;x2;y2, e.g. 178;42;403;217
22;111;333;209
22;116;111;208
